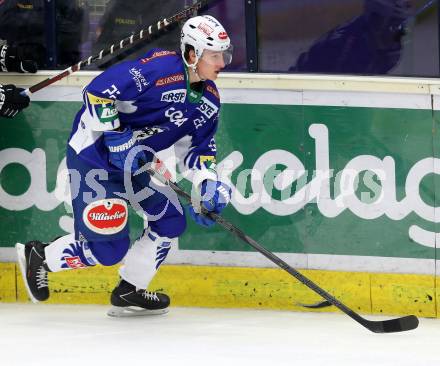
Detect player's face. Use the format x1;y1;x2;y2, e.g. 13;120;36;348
197;50;226;81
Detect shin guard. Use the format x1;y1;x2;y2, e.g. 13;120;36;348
44;234;98;272
119;229;174;289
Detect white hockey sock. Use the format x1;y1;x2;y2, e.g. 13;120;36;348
45;234;98;272
119;229;174;289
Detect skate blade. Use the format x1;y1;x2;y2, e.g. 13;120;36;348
15;243;39;304
107;306;169;318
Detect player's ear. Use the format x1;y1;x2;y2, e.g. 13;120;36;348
188;49;197;64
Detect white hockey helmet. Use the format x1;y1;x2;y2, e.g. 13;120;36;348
180;15;233;70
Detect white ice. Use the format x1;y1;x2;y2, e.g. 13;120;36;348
0;303;439;366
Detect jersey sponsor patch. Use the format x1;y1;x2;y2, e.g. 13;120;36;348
165;107;188;127
199;155;217;170
206;85;220;99
129;68;149;92
140;50;177;64
197;97;219;119
83;199;128;235
155;73;184;87
135;126;168;141
97;105;118;123
86;92;119;125
161;89;187;103
193;115;207;130
86;92;114;105
64;256;87;269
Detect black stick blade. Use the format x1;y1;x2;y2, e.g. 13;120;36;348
298;300;333;309
364;315;419;333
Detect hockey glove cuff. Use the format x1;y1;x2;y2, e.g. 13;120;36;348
103;127;148;172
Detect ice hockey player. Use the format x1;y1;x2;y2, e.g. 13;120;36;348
16;15;233;316
0;40;37;118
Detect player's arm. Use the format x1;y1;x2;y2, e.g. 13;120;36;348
80;64;146;171
177;116;232;227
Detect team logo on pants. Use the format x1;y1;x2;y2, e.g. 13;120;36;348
83;199;128;235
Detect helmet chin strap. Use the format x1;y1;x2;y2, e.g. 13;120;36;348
194;66;205;82
182;53;205;82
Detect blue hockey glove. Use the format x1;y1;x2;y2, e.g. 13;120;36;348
189;180;232;227
103;127;146;172
187;205;216;227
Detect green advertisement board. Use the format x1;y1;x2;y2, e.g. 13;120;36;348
0;85;438;273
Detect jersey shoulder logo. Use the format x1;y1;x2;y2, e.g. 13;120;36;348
97;105;118;123
86;92;119;126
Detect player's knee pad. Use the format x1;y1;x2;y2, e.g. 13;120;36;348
87;237;130;266
119;229;175;289
149;211;187;239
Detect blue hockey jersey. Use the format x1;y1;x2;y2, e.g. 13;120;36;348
68;48;220;183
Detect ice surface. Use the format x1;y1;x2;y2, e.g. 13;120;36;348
0;303;438;366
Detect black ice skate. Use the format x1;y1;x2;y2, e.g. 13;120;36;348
16;241;50;303
107;279;170;317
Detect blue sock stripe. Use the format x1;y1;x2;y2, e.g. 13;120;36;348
155;245;171;270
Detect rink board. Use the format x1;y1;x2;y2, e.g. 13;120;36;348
1;72;440;316
0;262;437;317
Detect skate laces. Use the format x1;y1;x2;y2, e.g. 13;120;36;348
36;265;48;289
142;291;160;302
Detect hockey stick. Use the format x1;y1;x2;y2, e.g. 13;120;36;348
22;0;214;96
145;161;419;333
